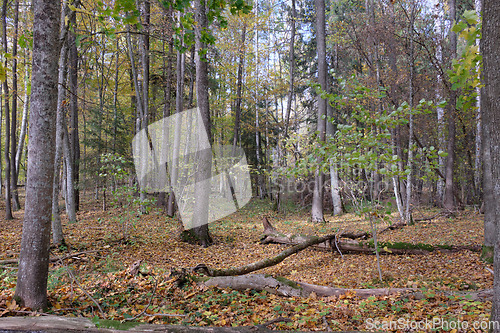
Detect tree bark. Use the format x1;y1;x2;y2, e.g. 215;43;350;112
284;0;295;139
190;0;213;247
167;28;185;217
15;62;29;180
443;0;457;211
10;0;20;210
15;0;61;309
51;33;70;247
311;0;327;223
482;0;500;328
2;0;13;220
69;9;80;211
232;24;246;152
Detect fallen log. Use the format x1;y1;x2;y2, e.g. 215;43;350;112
203;274;422;299
261;218;481;255
194;233;339;276
0;316;365;333
202;274;492;302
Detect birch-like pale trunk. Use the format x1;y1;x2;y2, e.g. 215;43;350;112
16;64;29;176
473;0;482;197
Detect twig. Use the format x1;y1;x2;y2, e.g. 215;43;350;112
322;316;332;332
122;275;158;321
0;250;100;265
486;267;493;275
0;308;52;316
56;257;106;318
144;313;187;317
333;231;344;260
257;317;292;328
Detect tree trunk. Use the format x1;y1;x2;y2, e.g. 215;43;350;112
232;24;246;153
443;0;457;211
15;0;60;309
138;0;150;214
51;34;70;247
190;0;213;247
167;35;185;217
69;10;80;212
10;0;20;210
284;0;295;139
2;0;13;220
434;1;446;206
311;0;327;223
474;0;482;199
15;62;30;180
405;2;416;223
62;114;77;223
482;1;500;328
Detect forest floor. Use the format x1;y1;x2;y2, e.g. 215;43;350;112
0;191;493;332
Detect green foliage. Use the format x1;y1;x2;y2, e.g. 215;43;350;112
91;317;140;330
448;10;482;112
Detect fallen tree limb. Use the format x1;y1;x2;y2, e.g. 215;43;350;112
0;250;99;265
261;218;481;255
195;233;338;276
203;274;421;299
202;274;492;302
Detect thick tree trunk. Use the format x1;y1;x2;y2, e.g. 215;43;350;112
15;0;60;309
482;0;500;328
311;0;327;223
191;0;213;247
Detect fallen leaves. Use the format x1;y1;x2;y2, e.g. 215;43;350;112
0;197;494;331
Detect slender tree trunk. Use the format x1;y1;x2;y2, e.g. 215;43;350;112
62;114;76;223
482;0;500;328
443;0;457;211
68;2;80;211
474;0;482;199
167;38;185;217
16;62;29;179
2;0;13;220
405;2;416;224
284;0;295;138
232;24;246;152
52;34;70;247
311;0;327;223
15;0;61;309
10;0;20;210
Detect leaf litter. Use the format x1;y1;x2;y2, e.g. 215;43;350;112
0;195;493;332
